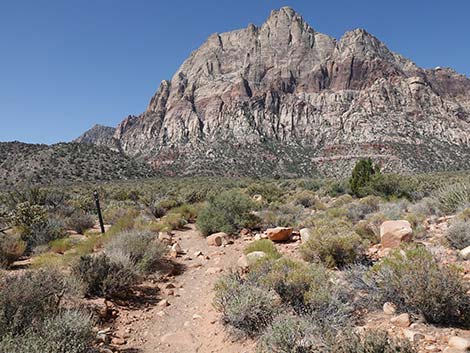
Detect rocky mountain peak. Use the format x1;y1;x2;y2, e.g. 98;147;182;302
77;7;470;177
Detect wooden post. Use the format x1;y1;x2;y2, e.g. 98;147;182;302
93;190;105;234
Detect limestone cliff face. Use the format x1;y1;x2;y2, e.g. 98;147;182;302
84;7;470;176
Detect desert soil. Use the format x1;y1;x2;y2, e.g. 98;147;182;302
109;224;255;353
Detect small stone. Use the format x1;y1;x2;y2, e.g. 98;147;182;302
447;336;470;350
207;232;227;246
111;337;126;345
266;227;293;242
205;267;222;275
194;251;203;257
192;314;202;320
300;228;311;243
403;329;424;343
237;251;267;270
383;302;397;315
391;313;411;327
459;246;470;260
158;299;170;307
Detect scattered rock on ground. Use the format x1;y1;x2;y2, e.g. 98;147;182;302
266;227;293;242
206;232;227;247
300;228;311;243
380;220;413;249
390;313;411;327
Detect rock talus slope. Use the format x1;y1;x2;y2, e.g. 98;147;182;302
83;7;470;177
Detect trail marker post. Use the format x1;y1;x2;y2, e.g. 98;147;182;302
93;190;105;234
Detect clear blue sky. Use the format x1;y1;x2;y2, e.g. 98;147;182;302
1;0;469;144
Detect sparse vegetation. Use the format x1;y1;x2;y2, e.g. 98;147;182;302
197;190;260;235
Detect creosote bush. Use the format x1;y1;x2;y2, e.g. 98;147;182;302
213;272;280;338
197;190;260;236
0;269;92;353
66;211;95;234
332;330;416;353
434;182;470;214
105;230;167;274
446;220;470;250
300;220;366;268
366;247;470;326
0;234;26;269
72;253;137;298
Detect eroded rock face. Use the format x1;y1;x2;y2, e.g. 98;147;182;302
81;7;470;177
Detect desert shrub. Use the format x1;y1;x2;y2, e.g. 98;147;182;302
10;202;47;234
0;269;79;336
433;182;470;214
346;196;380;223
349;159;380;197
258;314;324;353
379;200;409;220
169;203;200;222
261;203;304;228
21;218;66;252
291;190;323;209
300;220;366;268
66;211;95;234
323;179;350;197
244;239;281;259
103;203;140;225
105;230;167;274
408;197;442;216
260;258;331;311
49;238;73;254
446;220;470;250
367;173;417;200
456;208;470;221
213;272;280;338
330;194;353;208
0;234;26;268
404;212;426;238
354;221;379;244
0;310;94;353
325;207;348;219
332;330;416;353
197;190;260;236
70;195;95;213
72;254;137;298
246;182;284;203
366;247;470;326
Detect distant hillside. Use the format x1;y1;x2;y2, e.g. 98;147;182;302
0;141;156;188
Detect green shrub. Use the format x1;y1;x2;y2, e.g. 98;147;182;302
346;196;380;222
72;254;137;298
332;330;416;353
291;190;323;209
330;194;353;208
169;203;200;222
246;182;283;203
366;247;470;326
197;190;260;236
10;202;47;235
446;220;470;250
0;310;94;353
258;314;324;353
0;269;79;336
66;211;95;234
260;258;331;311
0;234;26;269
213;272;280;338
434;182;470;214
21;218;66;252
103;203;140;225
354;221;379;244
260;203;304;228
105;230;167;274
367;173;417;200
49;238;73;254
244;240;281;260
300;220;366;268
349;159;380;197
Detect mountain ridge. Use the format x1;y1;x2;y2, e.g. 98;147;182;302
76;6;470;177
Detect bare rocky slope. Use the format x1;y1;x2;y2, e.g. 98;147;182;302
79;7;470;177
